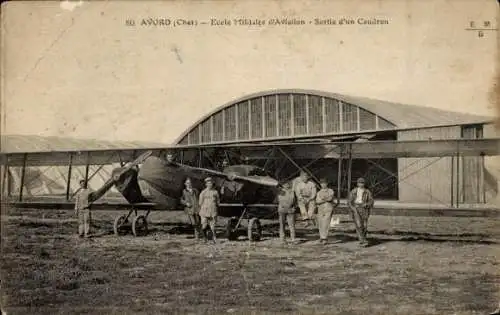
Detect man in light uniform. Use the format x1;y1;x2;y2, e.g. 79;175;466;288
75;179;93;238
293;171;317;227
348;177;374;247
198;177;220;243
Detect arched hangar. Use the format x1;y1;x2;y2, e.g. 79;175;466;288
174;89;497;204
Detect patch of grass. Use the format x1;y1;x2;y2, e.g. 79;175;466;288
2;209;499;314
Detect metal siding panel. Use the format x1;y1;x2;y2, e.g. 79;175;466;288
293;94;307;135
224;106;237;141
237;102;250;140
264;95;277;137
212;111;224;142
482;124;500;204
359;107;376;130
200;119;211;144
397;126;460;204
378;117;395;129
461;125;481;202
250;98;263;139
342;103;358;132
308;95;323;135
277;94;291;137
324;98;340;133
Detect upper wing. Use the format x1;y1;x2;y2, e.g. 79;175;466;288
180;164;279;187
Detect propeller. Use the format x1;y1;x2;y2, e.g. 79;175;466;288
182;164;279;187
112;150;153;182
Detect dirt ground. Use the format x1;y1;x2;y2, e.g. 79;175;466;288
1;207;499;315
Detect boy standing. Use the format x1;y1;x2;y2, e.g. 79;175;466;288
277;181;296;244
198;177;220;243
75;179;92;238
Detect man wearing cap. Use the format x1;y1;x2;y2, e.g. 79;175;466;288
293;171;317;226
199;177;220;243
180;177;202;240
315;178;336;244
348;177;374;247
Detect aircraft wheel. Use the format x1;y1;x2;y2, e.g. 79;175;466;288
113;215;128;236
247;218;262;242
225;217;239;241
132;215;148;237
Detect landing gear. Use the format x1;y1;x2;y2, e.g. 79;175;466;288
225;217;239;241
248;218;262;242
113;214;128;236
132;215;148;237
224;208;263;242
113;208;151;237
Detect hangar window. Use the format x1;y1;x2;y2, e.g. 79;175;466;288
342;103;358;132
238;102;249;140
212;111;224;142
359;108;376;130
461;124;483;139
179;136;188;145
200;119;211;143
324;98;340;133
224;107;236;141
264;95;277;137
293;94;307;135
278;94;291;137
308;95;323;135
189;125;200;144
378;117;395;129
250;98;262;139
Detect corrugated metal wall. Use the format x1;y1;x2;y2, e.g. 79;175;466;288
398;126;462;204
398;125;488;205
483;123;500;204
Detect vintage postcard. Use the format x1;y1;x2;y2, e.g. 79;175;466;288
1;0;499;314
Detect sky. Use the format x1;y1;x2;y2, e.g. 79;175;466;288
2;0;498;144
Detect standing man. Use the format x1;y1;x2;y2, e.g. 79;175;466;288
199;177;220;243
293;171;317;227
348;177;374;247
315;178;335;245
277;181;296;244
180;178;202;240
75;179;93;238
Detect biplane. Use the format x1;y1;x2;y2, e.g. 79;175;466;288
98;151;280;240
1;134;500;241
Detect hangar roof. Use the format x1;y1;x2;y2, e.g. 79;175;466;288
1;135;168;154
175;89;493;145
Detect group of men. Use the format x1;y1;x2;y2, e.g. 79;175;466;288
277;171;374;247
175;170;374;246
74;166;374;247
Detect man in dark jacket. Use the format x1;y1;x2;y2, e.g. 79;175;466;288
180;178;202;240
348;177;374;247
